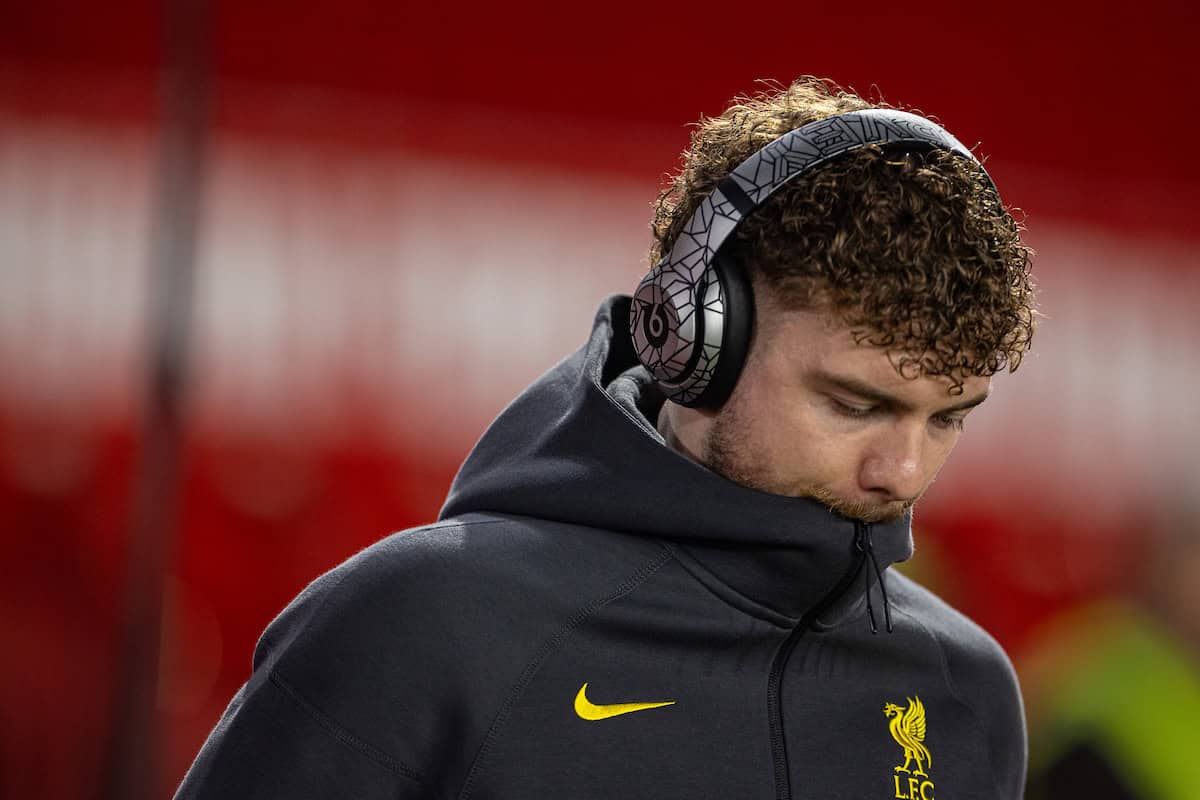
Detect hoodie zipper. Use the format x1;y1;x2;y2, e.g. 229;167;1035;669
766;521;872;800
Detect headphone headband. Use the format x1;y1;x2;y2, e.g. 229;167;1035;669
632;108;990;407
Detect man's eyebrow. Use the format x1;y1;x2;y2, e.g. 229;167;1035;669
810;369;989;415
937;392;990;414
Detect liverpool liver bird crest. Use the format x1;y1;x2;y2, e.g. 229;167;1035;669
884;696;931;777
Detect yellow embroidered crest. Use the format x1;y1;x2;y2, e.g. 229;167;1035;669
884;696;931;776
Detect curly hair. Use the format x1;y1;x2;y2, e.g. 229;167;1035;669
650;77;1036;389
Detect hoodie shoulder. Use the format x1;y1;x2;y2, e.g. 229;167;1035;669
247;514;671;791
888;570;1028;798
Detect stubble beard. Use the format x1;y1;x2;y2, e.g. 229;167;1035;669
700;405;913;524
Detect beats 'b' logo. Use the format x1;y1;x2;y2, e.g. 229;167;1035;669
632;281;683;382
643;302;671;347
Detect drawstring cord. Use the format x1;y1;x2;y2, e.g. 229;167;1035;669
856;522;894;634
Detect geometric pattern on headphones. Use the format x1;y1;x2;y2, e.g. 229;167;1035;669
630;254;727;405
724;108;985;208
632;109;989;406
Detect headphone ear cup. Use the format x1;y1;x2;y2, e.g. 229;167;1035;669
692;250;754;409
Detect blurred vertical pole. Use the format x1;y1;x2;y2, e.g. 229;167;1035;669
103;0;210;797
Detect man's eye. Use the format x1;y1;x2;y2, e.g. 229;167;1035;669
832;399;876;419
932;414;966;432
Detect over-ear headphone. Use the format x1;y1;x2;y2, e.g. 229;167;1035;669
630;108;992;409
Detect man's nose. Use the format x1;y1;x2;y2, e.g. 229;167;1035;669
858;423;927;502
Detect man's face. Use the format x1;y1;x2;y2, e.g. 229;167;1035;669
683;302;990;523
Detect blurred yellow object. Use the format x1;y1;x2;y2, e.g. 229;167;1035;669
1026;600;1200;799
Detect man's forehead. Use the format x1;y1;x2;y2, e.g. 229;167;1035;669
762;306;991;399
761;305;876;361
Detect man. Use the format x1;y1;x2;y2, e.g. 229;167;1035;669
176;77;1035;799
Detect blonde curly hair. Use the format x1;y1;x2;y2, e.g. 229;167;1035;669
650;77;1036;388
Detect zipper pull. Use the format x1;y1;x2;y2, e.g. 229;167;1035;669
855;522;894;634
855;522;878;634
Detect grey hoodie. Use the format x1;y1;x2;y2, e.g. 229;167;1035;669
175;295;1026;800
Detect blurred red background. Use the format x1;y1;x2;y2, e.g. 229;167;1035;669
2;2;1198;798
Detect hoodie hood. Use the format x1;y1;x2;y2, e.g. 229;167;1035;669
441;295;913;620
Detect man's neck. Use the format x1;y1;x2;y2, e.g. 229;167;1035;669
656;402;704;464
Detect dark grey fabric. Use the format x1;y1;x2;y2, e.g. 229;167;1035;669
175;295;1026;800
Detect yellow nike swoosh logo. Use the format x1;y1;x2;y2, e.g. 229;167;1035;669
573;682;675;721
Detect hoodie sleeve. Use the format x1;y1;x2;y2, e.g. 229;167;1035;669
941;625;1029;800
173;515;665;800
171;555;442;800
173;673;434;799
173;517;601;800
